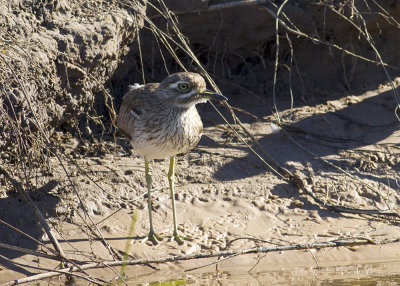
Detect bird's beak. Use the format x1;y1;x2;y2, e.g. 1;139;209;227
199;89;227;101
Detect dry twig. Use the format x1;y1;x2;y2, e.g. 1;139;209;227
0;166;66;260
4;237;399;285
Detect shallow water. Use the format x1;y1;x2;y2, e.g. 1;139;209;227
21;259;400;285
126;260;400;285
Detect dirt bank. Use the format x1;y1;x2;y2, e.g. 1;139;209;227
1;0;400;284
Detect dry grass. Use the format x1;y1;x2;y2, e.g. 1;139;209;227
1;0;400;284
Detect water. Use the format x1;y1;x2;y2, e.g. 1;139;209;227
32;259;400;285
128;260;400;285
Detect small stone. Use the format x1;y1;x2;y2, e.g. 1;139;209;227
101;225;113;232
176;193;185;201
290;199;304;208
223;196;233;201
269;194;279;200
376;152;385;162
198;196;209;202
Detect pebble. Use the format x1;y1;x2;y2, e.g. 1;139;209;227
290;199;304;208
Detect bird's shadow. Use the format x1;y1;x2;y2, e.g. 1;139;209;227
0;180;60;275
211;87;400;186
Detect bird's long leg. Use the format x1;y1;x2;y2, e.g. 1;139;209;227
145;159;162;244
168;156;184;245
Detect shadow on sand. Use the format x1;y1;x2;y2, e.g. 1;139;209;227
213;88;399;185
0;180;60;275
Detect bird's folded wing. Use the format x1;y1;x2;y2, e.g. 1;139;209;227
117;83;159;139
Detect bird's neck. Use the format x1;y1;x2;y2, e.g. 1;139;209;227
173;99;207;111
171;105;200;124
171;104;197;114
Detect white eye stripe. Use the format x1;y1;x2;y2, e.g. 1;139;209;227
179;89;197;98
169;81;188;89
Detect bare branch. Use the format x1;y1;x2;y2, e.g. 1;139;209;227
4;237;399;285
0;166;66;260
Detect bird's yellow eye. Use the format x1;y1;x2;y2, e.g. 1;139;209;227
177;83;190;92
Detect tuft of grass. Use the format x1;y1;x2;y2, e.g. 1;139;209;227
119;210;138;284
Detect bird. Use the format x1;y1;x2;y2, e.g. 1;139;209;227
117;72;227;244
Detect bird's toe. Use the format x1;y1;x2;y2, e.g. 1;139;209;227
171;232;193;245
146;231;163;245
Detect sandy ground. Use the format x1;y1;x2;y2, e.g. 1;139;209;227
1;83;400;284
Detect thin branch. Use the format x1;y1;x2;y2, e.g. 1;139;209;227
150;0;395;68
282;127;400;212
0;243;60;261
0;166;66;260
0;254;104;285
327;4;400;118
184;253;239;272
0;53;118;260
149;0;268;19
0;218;55;254
260;5;395;68
148;0;400;219
248;254;267;273
272;0;289;122
306;246;321;269
4;237;399;285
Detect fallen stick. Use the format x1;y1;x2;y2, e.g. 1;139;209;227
4;237;400;285
0;243;60;261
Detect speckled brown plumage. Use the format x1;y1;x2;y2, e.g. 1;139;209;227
117;72;227;244
118;73;210;159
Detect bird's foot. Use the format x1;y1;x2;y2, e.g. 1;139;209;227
170;231;193;245
146;231;163;245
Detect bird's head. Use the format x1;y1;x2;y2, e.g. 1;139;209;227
157;72;227;108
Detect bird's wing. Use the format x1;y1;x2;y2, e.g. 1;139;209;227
117;83;159;139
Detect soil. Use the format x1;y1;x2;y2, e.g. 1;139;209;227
1;0;400;284
1;81;400;283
